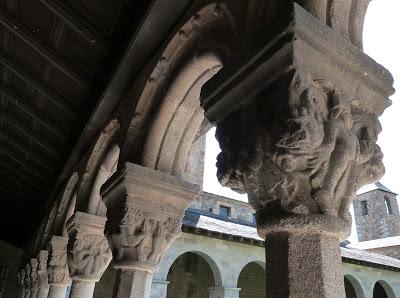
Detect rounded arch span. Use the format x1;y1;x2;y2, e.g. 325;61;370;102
237;261;266;298
120;2;236;168
344;274;365;298
142;53;222;177
75;119;120;214
373;280;396;298
158;249;222;287
38;172;79;249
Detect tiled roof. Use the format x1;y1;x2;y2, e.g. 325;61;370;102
357;182;397;195
182;209;400;271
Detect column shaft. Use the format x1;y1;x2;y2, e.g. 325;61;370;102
113;269;153;298
69;280;95;298
47;285;68;298
265;232;345;298
150;279;169;298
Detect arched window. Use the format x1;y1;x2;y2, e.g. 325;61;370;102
384;196;393;215
237;262;266;298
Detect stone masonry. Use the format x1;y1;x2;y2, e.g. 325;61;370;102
353;187;400;241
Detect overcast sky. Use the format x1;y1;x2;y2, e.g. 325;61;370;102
202;0;400;242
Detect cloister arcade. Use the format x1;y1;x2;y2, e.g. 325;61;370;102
0;0;398;298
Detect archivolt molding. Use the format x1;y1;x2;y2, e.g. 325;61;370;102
344;274;366;298
119;2;235;169
142;53;222;178
75;119;120;214
39;172;79;250
297;0;370;49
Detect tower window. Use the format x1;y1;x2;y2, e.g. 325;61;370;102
384;196;393;214
361;200;368;216
219;205;231;217
253;213;256;224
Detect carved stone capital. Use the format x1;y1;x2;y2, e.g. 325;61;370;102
16;268;26;297
47;236;70;286
101;163;199;272
201;4;394;240
66;212;112;282
37;250;49;290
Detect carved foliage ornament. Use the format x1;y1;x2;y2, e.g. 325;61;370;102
68;234;112;281
37;251;49;289
111;205;181;270
216;78;384;224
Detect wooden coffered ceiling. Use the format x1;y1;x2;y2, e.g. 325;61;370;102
0;0;159;247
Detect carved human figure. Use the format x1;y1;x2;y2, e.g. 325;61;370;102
37;251;49;291
17;269;26;298
68;235;112;280
215;81;385;226
47;250;69;285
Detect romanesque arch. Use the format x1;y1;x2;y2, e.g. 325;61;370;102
119;2;236;170
75;119;120;213
373;280;396;298
166;252;218;298
344;275;365;298
237;261;266;298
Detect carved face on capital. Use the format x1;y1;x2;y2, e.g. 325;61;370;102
352;113;385;186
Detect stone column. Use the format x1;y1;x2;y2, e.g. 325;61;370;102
47;236;70;298
208;287;241;298
200;4;393;298
36;250;49;298
25;259;38;298
16;268;26;298
150;279;169;298
101;163;199;298
66;212;112;298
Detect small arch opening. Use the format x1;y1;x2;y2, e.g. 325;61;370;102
344;275;364;298
166;252;216;298
237;262;266;298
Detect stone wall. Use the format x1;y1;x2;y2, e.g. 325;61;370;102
353;190;400;241
0;240;23;298
190;192;255;223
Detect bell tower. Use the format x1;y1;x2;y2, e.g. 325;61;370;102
353;183;400;241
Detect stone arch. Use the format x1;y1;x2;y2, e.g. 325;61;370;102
158;249;222;288
141;53;222;178
75;119;120;213
237;261;266;298
373;280;396;298
120;2;236;169
38;172;79;249
165;251;219;298
344;274;365;298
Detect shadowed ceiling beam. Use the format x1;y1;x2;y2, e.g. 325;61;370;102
0;171;40;200
0;112;60;159
0;83;67;137
0;188;32;207
0;148;49;182
0;159;44;192
39;0;109;49
0;50;79;115
0;129;55;171
0;9;91;88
